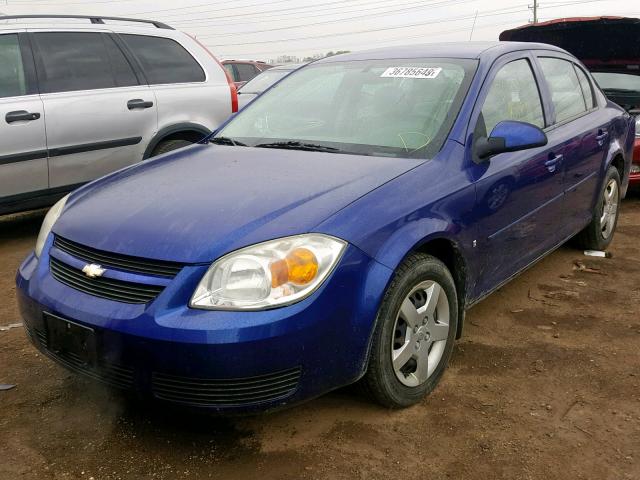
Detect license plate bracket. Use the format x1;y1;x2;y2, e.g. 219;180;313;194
44;313;97;367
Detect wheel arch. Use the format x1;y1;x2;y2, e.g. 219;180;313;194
143;123;211;159
373;225;470;340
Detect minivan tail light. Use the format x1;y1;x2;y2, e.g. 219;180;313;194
189;35;238;113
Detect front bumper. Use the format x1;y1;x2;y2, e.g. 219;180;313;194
16;238;392;413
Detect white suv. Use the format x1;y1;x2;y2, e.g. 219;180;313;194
0;15;238;215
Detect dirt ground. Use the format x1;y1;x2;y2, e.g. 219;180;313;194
1;198;639;480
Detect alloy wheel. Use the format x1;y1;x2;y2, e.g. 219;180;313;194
600;178;619;240
391;280;450;387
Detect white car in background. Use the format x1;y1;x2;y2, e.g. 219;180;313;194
237;63;306;109
0;15;237;215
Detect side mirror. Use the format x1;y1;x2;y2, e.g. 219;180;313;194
475;120;547;161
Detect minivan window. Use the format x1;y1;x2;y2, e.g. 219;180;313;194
539;57;587;123
479;59;545;135
0;34;27;98
122;35;205;84
224;64;237;82
574;66;595;109
217;58;477;159
235;63;258;82
32;32;137;93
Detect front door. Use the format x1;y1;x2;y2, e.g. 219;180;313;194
0;32;48;204
30;31;157;188
468;54;565;296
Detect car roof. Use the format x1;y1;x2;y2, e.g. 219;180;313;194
271;63;306;70
315;41;569;63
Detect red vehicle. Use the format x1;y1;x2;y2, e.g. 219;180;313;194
501;17;640;189
222;60;273;89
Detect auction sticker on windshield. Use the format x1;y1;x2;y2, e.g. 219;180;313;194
381;67;442;79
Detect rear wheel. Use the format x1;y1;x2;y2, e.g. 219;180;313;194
574;166;621;250
151;139;193;157
363;253;458;408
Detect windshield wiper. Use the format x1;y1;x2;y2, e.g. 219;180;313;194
209;136;247;146
254;141;341;153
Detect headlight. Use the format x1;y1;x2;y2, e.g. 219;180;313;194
635;115;640;137
35;195;69;258
190;234;346;310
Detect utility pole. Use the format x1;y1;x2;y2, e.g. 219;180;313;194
529;0;539;24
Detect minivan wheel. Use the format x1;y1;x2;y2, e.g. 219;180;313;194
363;253;458;408
574;166;621;250
151;139;193;157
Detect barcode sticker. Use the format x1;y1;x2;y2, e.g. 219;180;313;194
380;67;442;79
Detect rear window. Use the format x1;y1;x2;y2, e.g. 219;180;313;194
0;34;26;98
32;32;138;93
539;57;588;123
122;35;205;84
234;63;258;82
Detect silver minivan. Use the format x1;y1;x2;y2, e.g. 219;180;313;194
0;15;238;215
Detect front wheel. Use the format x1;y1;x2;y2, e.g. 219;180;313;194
574;166;621;250
363;253;458;408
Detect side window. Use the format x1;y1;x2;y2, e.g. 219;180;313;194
223;64;238;82
235;63;258;82
121;35;205;84
539;57;587;123
32;32;137;93
479;58;545;136
574;66;595;109
0;34;27;98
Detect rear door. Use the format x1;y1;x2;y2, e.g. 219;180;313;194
0;31;48;203
536;54;610;230
30;31;157;188
120;34;229;138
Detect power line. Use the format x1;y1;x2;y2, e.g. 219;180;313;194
216;17;527;58
129;0;296;16
203;6;530;46
171;0;463;27
133;0;359;20
195;0;480;38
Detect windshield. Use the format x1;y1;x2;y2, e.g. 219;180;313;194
592;72;640;92
239;69;292;94
216;58;477;159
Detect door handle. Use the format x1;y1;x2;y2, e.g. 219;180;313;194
545;154;563;173
127;99;154;110
6;110;41;123
595;129;609;145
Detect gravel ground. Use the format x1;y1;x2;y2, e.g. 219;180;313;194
1;198;639;480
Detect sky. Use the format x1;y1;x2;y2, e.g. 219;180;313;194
0;0;639;61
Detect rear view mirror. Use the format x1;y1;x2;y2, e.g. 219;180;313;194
475;120;547;160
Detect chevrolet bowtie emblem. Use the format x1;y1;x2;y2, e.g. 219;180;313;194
82;263;106;278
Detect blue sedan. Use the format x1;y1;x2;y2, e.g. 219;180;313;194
16;42;634;412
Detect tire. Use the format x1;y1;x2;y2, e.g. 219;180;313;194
574;166;621;250
363;253;458;408
150;139;193;157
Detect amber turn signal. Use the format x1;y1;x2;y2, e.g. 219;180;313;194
270;248;319;288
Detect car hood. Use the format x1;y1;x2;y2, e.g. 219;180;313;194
500;17;640;69
53;144;420;263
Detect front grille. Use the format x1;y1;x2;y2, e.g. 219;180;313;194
53;236;184;277
152;368;301;407
50;256;164;304
25;323;134;389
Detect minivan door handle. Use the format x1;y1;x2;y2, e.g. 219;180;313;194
544;153;563;173
127;99;154;110
5;110;41;123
